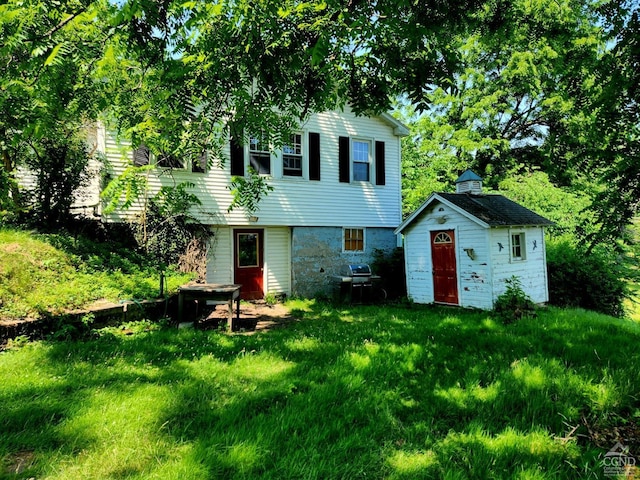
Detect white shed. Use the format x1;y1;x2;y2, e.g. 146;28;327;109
394;170;554;310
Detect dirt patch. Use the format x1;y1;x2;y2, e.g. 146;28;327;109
3;450;35;475
196;301;300;333
1;242;22;254
580;414;640;454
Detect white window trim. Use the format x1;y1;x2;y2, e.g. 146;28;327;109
510;231;526;262
342;227;366;253
351;138;372;183
248;133;272;176
281;131;306;180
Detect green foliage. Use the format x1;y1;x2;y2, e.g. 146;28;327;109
0;0;106;212
397;0;640;246
497;170;597;237
493;276;537;324
546;237;628;317
1;302;639;477
134;182;209;269
0;228;192;322
227;167;274;215
100;164;153;214
0;166;18;225
20;128;96;228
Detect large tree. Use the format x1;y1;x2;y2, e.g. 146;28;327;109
1;0;638;237
0;0;108;223
396;0;640;245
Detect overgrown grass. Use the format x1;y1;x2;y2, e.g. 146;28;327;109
0;228;193;321
1;301;639;479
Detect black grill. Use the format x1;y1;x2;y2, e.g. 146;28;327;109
335;264;380;303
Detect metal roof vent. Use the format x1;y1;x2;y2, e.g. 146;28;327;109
455;169;483;194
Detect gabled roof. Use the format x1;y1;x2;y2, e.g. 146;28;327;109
395;192;554;234
379;112;410;137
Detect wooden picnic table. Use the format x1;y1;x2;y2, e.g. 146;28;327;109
177;283;241;331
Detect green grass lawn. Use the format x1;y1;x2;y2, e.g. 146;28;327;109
1;301;639;479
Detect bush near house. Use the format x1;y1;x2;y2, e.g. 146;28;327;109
546;237;628;317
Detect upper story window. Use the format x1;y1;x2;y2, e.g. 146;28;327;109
249;134;271;174
352;140;370;182
132;145;204;172
230;130;320;179
511;232;526;261
283;133;303;177
191;152;207;173
156;152;184;169
339;136;385;185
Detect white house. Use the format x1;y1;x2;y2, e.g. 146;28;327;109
97;106;408;299
394;170;554;309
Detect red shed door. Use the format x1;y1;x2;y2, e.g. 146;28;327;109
234;229;264;300
431;230;459;305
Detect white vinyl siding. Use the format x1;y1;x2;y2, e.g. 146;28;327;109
490;227;548;304
264;227;291;295
100;105;402;228
206;227;233;284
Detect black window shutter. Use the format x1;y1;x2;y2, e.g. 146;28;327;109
309;132;320;181
338;136;350;183
133;145;150;166
375;141;385;185
230;134;244;176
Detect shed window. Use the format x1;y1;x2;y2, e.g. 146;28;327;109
433;232;453;244
511;233;526;261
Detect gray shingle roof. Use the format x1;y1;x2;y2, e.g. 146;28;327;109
438;192;554;227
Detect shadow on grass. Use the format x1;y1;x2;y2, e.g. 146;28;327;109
1;302;639;478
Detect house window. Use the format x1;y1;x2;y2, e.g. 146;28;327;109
511;233;526;261
283;133;303;177
191;152;207;173
249;134;271;174
344;228;365;252
352;140;370;182
156;152;185;169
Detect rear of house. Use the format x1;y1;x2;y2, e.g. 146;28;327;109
99;106;407;299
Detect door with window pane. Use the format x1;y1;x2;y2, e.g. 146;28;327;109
234;229;264;300
431;230;459;305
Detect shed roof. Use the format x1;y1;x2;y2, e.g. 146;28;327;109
455;169;483;183
439;193;554;226
395;192;554;234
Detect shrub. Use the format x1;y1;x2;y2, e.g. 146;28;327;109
546;237;627;317
493;276;536;324
372;247;406;300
